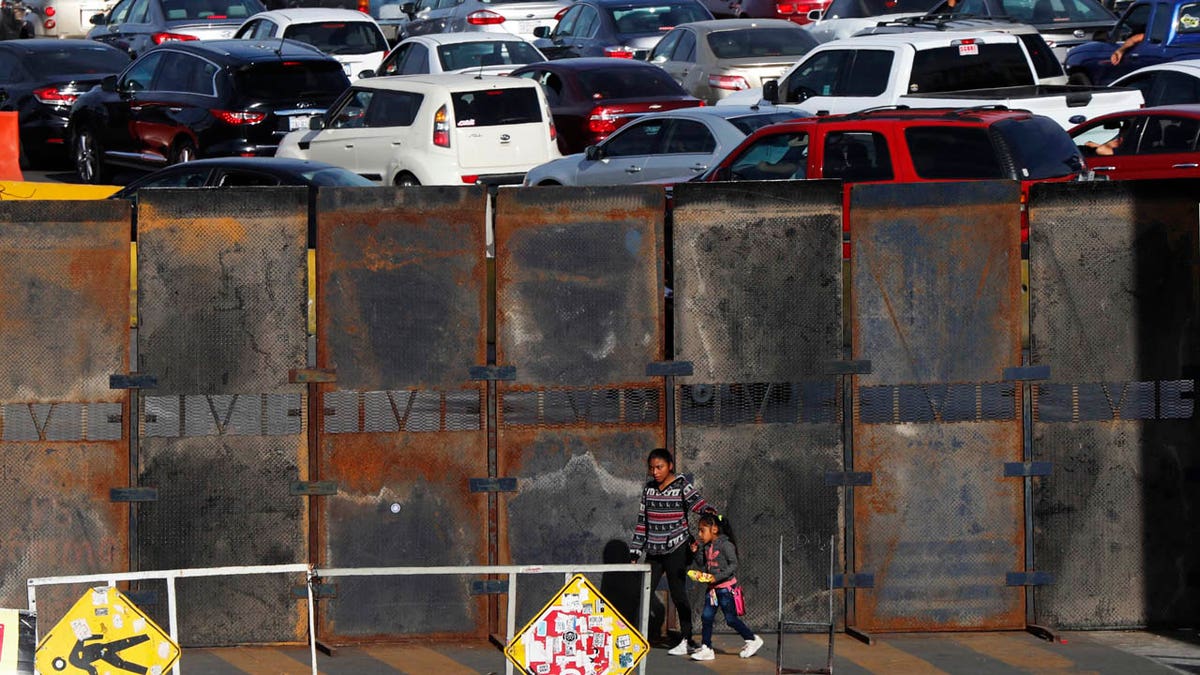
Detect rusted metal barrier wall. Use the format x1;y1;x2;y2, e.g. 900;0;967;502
671;181;845;633
849;181;1026;631
136;189;309;645
1028;180;1200;628
315;187;490;640
494;187;666;626
0;201;131;623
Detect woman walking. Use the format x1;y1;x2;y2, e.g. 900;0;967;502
629;448;710;656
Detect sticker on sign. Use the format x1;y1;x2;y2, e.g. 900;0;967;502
959;43;979;56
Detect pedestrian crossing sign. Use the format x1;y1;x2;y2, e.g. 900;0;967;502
35;586;180;675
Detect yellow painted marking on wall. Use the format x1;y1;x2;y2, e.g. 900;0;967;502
203;645;322;674
952;632;1098;674
804;634;952;675
367;644;477;674
0;181;120;200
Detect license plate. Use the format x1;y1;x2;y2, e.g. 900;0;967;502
288;115;312;131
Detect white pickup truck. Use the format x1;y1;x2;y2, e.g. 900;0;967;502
717;31;1144;130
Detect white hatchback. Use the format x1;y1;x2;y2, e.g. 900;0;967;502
276;73;561;186
234;8;390;79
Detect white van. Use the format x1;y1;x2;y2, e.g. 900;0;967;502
277;73;561;185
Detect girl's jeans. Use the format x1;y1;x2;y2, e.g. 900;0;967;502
701;587;755;646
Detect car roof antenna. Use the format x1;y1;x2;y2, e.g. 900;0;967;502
476;55;485;80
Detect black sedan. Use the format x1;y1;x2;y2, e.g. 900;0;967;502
0;39;131;168
532;0;713;60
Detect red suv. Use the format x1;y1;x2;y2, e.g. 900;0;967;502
700;107;1086;255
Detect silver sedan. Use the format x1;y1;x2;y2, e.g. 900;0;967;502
523;105;805;186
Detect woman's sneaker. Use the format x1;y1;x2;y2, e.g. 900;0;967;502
667;639;692;656
740;635;764;658
691;645;716;661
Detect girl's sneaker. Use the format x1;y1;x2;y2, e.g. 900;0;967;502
666;639;691;656
691;645;716;661
740;635;764;658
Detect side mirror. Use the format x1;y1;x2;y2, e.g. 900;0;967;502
90;12;107;24
357;69;375;79
400;1;415;14
101;74;118;92
807;8;822;20
533;25;550;38
585;145;604;161
762;80;779;104
309;116;326;130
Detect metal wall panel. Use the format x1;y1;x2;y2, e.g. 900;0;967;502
316;187;489;640
1028;180;1200;628
137;189;308;645
495;187;666;625
0;201;130;623
850;182;1025;631
671;181;844;632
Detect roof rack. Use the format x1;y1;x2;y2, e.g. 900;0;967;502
872;12;1022;29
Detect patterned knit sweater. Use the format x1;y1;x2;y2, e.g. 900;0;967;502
630;474;708;556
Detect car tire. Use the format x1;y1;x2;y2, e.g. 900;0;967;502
74;127;108;184
537;179;561;186
395;172;420;186
1067;71;1092;86
171;138;197;165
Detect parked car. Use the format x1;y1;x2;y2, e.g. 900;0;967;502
0;39;130;168
233;8;390;78
747;0;831;23
852;15;1068;84
373;32;545;75
87;0;267;58
111;155;375;194
649;19;819;104
510;57;704;153
925;0;1117;62
1064;0;1200;84
1069;104;1200;178
530;0;712;59
276;73;560;184
398;0;570;42
1109;58;1200;104
802;0;940;42
17;0;110;38
523;104;804;184
68;38;350;183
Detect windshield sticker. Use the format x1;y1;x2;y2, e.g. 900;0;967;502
959;43;979;55
1180;11;1200;30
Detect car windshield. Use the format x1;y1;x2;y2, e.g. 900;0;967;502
437;41;545;71
26;47;131;77
608;3;712;35
706;28;817;59
233;61;349;101
823;0;938;19
728;111;809;134
452;87;542;127
160;0;263;21
995;0;1113;23
992;116;1083;179
283;21;389;54
304;167;376;186
908;43;1034;92
577;66;687;98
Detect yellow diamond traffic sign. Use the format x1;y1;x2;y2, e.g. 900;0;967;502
505;574;647;675
36;586;180;675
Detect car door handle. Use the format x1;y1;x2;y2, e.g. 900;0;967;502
689;163;707;171
168;107;182;112
1092;166;1115;171
1173;163;1198;168
625;166;642;173
344;144;354;149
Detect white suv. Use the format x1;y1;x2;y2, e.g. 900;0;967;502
276;73;560;185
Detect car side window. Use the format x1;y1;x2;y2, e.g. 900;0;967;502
947;0;986;14
1154;71;1200;105
554;6;582;37
381;44;410;75
400;44;429;74
603;119;667;157
662;119;715;154
218;171;281;186
1148;2;1172;42
253;20;277;39
673;30;696;63
649;29;682;63
843;51;893;96
525;70;563;105
728;131;808;180
1073;116;1143;155
1137;115;1200;153
234;19;255;37
823;131;893;181
108;0;134;24
122;52;164;92
1117;3;1152;38
785;50;850;102
330;89;374;128
574;6;600;38
365;90;424;127
125;0;152;24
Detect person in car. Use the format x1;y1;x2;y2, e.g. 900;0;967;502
1110;32;1144;64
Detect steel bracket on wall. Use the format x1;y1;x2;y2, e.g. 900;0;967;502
469;477;517;493
290;481;337;496
1003;462;1053;477
832;573;875;589
825;471;872;487
110;487;158;502
109;373;157;389
824;360;872;376
1006;571;1053;586
1003;365;1050;381
471;580;509;595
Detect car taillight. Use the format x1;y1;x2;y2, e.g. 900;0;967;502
357;0;369;12
776;1;794;11
43;5;54;15
461;175;478;183
549;118;556;141
603;46;636;58
433;104;450;147
708;74;749;91
588;106;621;135
466;9;505;24
152;31;198;44
43;18;56;29
32;86;76;105
210;109;266;125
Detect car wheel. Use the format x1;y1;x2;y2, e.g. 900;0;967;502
395;172;420;186
537;179;561;186
172;138;196;165
74;128;108;184
1067;71;1092;86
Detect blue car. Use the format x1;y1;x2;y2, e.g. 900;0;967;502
532;0;713;60
1064;0;1200;85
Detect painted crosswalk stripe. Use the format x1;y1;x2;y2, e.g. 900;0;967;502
366;644;478;674
201;646;324;674
808;634;952;675
951;633;1099;674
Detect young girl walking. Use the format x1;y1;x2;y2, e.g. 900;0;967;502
688;513;764;661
